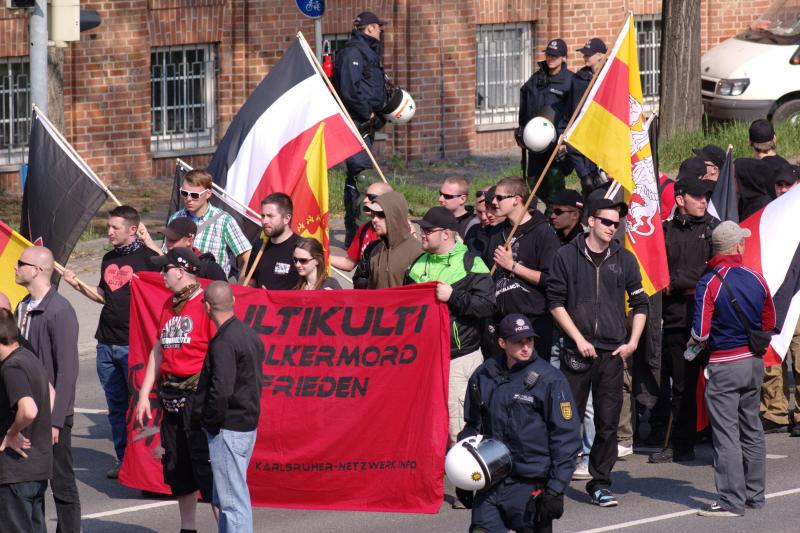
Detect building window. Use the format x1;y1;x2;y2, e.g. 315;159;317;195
636;14;661;108
0;57;30;167
322;33;350;64
476;23;533;130
151;44;216;155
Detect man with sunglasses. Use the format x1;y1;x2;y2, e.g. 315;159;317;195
166;169;252;281
548;189;584;245
439;176;479;240
13;246;81;531
404;207;494;460
547;197;648;508
649;177;717;464
485;177;561;360
331;181;393;273
362;191;422;289
246;193;300;290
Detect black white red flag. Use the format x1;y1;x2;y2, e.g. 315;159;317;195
708;146;738;223
20;106;108;276
207;35;363;212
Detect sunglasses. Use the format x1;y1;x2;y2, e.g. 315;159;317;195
365;193;379;202
180;188;209;200
551;208;577;216
493;194;515;203
292;257;313;265
367;210;386;219
475;190;485;199
439;191;464;200
16;259;39;269
421;227;444;236
594;216;621;229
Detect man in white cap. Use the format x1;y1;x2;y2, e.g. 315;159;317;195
691;221;776;517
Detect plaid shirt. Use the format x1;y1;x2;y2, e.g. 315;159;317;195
168;205;251;275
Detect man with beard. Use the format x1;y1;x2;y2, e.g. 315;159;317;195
246;193;300;290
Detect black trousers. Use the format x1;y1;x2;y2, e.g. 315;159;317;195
663;328;700;452
562;351;623;493
471;478;552;533
52;415;81;533
530;314;553;366
344;135;374;245
0;480;47;533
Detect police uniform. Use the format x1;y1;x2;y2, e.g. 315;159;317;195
333;11;389;246
461;314;581;533
518;39;574;201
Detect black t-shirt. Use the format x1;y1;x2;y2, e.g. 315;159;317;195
96;245;159;345
251;234;301;290
587;248;606;267
0;347;52;484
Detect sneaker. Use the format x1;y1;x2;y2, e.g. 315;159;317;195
761;418;788;434
790;424;800;437
697;502;743;517
617;444;633;458
648;448;674;463
106;462;120;479
590;488;618;507
572;462;591;480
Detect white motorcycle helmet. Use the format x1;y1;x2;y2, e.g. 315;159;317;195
445;435;513;491
523;116;557;153
382;88;416;124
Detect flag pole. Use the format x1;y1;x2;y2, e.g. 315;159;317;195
489;16;625;274
52;262;105;302
31;104;122;207
242;239;267;287
296;31;389;185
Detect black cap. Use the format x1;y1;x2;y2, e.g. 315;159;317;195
674;177;712;197
692;144;726;169
749;118;775;144
577;37;607;55
498;313;538;341
587;197;628;218
484;186;497;205
675;156;708;181
149;247;200;274
549;189;584;210
163;217;197;241
355;11;387;27
774;166;799;185
543;38;568;57
415;206;458;231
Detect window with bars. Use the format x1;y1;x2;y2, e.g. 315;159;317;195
0;57;30;167
322;33;351;64
476;23;533;130
636;14;661;106
151;44;216;155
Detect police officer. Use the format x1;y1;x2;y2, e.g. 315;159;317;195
333;11;389;247
517;38;574;201
460;314;581;532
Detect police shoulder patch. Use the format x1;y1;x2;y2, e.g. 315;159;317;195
560;402;573;420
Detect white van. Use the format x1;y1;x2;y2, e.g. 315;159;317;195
701;0;800;123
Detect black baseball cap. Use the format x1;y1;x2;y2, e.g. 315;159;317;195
577;37;607;55
674;177;712;197
543;39;568;57
498;313;538;341
675;156;708;181
163;217;197;241
692;144;726;169
149;247;200;274
549;189;584;210
774;166;799;185
749;118;775;144
415;206;458;231
587;197;628;218
355;11;387;26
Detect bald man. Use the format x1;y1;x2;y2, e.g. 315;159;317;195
13;246;81;531
331;181;394;272
193;281;264;532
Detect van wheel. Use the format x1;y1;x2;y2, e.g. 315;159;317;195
772;100;800;125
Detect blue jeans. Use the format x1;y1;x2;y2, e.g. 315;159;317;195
208;429;257;533
96;343;129;461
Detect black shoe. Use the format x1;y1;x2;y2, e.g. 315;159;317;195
745;500;764;509
761;418;789;434
791;424;800;437
648;448;674;463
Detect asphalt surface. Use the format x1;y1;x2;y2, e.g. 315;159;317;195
45;240;800;533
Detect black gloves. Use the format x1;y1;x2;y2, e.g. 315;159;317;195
455;488;474;509
535;489;564;523
456;425;479;442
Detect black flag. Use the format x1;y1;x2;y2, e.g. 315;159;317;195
708;146;738;223
20;107;108;280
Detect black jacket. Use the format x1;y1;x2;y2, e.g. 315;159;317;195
198;252;227;282
192;317;264;434
485;211;560;317
547;236;648;351
736;157;777;220
518;61;573;136
333;31;387;125
462;354;581;493
662;212;718;330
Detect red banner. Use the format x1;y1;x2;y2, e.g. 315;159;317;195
119;272;451;513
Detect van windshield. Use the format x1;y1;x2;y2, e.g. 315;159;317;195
749;0;800;36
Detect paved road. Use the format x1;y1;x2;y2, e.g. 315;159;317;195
50;244;800;533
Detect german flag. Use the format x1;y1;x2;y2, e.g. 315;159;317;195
0;220;33;309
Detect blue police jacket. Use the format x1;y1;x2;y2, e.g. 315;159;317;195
333;31;387;124
518;61;574;135
463;354;581;494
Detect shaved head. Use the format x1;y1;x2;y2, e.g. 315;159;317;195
0;292;10;312
365;181;393;196
21;246;55;275
204;281;234;312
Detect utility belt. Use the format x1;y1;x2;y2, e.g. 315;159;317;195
159;373;201;413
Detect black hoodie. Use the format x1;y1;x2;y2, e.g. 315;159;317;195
736;157;778;220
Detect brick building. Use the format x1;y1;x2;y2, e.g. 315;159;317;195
0;0;771;191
